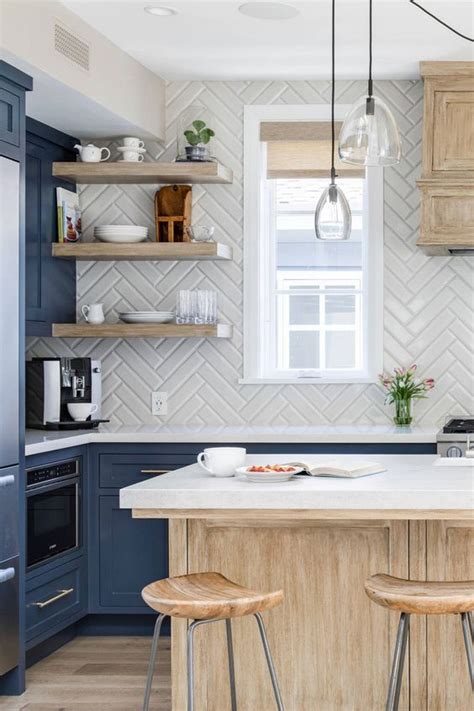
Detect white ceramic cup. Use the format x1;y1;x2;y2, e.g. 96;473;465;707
197;447;246;478
123;137;145;149
82;303;105;324
122;150;144;162
67;403;98;422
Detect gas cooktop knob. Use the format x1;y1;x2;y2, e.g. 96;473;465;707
446;445;463;458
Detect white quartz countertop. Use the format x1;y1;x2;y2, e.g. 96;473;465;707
25;424;438;456
119;454;474;515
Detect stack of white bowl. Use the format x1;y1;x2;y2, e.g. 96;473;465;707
94;225;148;244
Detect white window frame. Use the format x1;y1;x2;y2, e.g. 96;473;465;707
242;104;384;385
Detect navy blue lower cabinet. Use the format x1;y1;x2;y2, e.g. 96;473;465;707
97;496;168;612
25;556;87;649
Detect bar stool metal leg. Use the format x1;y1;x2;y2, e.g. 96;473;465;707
254;613;285;711
226;619;238;711
461;612;474;691
187;618;220;711
386;612;410;711
143;613;166;711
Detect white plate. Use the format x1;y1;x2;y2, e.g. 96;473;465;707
117;146;147;154
95;226;148;233
119;314;175;324
96;234;148;243
236;466;303;483
119;311;174;316
116;159;147;163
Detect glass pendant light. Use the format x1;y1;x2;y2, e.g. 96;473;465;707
338;0;401;167
314;0;351;241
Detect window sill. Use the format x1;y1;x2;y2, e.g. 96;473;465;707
239;377;378;385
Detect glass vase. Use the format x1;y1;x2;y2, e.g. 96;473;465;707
393;397;412;427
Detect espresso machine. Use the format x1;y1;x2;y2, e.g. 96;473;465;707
26;357;107;429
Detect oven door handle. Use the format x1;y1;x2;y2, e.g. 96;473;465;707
32;588;74;609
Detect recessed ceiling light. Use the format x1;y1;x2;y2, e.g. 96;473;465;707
238;2;299;20
144;6;177;16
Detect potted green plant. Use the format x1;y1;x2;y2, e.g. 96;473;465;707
378;364;435;426
183;120;215;161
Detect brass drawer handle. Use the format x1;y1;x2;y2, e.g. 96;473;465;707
140;469;170;475
33;588;74;609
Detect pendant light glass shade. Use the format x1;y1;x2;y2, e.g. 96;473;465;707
338;94;401;167
314;183;351;241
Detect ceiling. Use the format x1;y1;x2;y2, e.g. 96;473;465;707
63;0;474;80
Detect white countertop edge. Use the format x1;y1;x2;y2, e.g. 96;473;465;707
25;426;439;456
119;456;474;512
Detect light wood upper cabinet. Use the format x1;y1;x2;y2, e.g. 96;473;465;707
417;62;474;255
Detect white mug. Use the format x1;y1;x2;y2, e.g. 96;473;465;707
67;402;98;422
123;137;145;149
122;150;144;162
197;447;246;478
82;303;105;324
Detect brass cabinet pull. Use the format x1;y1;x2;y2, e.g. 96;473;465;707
33;588;74;609
140;469;170;475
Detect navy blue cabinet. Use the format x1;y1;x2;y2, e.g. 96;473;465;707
0;61;32;161
88;446;195;614
25;118;77;336
98;496;167;609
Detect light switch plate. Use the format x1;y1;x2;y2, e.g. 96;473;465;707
152;391;168;416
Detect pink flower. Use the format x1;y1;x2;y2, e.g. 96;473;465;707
408;364;417;374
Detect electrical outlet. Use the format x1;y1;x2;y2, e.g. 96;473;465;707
151;391;168;416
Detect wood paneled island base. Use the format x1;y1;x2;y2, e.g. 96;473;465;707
136;516;472;711
122;457;474;710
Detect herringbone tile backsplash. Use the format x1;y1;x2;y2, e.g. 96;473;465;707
27;80;474;426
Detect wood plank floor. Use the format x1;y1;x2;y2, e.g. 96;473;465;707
0;637;171;711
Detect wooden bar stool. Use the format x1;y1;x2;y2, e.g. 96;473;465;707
141;571;285;711
365;574;474;711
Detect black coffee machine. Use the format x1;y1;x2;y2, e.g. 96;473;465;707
26;357;108;430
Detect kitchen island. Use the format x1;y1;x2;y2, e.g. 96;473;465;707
121;454;473;711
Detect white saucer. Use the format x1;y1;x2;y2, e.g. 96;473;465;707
117;146;147;154
116;159;146;163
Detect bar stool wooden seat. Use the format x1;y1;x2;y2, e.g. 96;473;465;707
365;574;474;711
141;572;285;711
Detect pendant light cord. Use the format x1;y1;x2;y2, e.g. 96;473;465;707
331;0;336;183
409;0;473;43
368;0;373;97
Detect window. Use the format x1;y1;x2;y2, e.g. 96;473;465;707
243;105;383;384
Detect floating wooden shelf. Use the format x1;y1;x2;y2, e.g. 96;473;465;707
52;161;233;185
52;323;233;339
52;241;232;261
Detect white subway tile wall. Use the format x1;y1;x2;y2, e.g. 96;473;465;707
26;80;474;426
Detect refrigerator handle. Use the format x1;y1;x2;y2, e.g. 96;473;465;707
0;567;15;584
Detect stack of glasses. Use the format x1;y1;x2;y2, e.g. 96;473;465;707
176;290;217;325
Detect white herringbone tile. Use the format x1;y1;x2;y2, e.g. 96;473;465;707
26;80;474;426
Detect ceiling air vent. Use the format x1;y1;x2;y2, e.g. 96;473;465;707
54;22;90;72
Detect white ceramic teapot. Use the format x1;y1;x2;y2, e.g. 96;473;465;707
75;143;110;163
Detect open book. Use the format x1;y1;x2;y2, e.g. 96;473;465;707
287;460;386;478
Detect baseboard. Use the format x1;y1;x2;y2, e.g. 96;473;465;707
26;625;77;668
77;613;170;636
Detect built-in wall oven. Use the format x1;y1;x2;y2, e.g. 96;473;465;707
26;459;81;569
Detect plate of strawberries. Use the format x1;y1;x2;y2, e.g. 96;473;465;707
236;464;303;483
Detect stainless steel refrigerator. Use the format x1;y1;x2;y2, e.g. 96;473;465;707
0;156;21;676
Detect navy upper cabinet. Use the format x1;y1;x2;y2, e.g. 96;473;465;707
25;118;77;336
0;61;32;161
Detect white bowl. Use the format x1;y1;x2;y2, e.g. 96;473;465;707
119;312;175;324
96;234;148;244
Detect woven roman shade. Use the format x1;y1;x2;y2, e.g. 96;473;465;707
260;121;365;179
